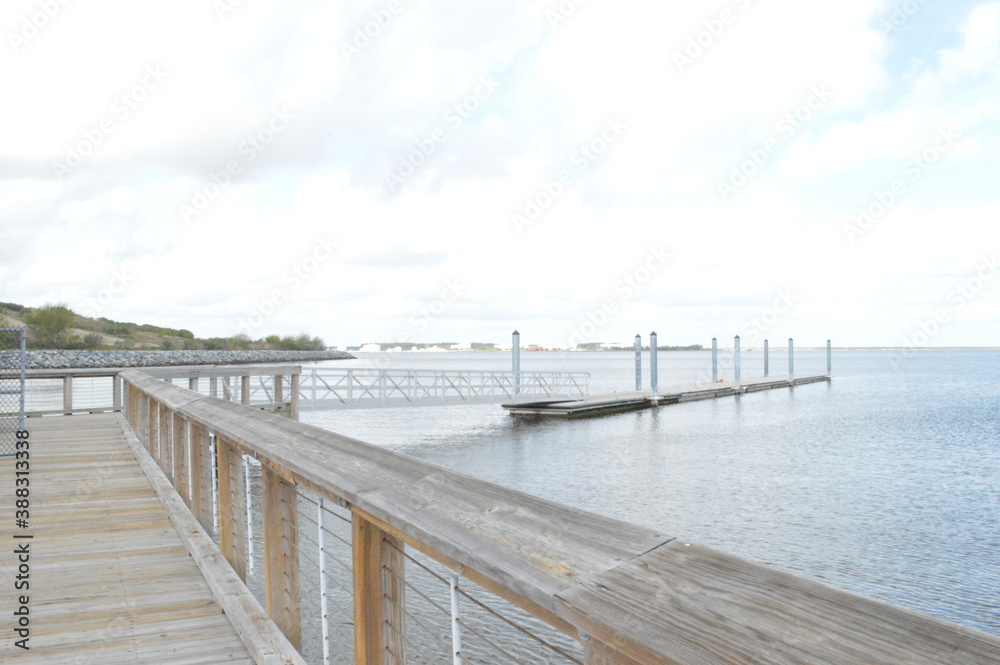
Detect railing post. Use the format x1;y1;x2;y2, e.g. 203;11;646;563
173;412;186;498
216;436;248;581
113;374;122;411
264;466;300;649
764;339;770;377
789;337;795;377
290;373;300;420
63;375;72;415
210;377;219;398
241;375;251;406
649;331;658;400
353;515;405;665
711;337;718;382
156;402;174;474
319;499;331;665
634;334;641;391
273;374;284;407
734;335;741;383
189;376;198;393
244;456;255;576
512;330;521;396
188;424;214;532
450;575;463;665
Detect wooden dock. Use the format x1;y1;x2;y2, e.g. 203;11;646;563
0;414;300;664
502;374;831;417
2;367;998;665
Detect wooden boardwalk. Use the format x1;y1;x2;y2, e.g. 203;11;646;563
0;414;255;664
503;374;831;417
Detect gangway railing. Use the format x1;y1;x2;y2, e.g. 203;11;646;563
286;368;590;410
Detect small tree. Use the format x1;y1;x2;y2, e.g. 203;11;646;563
24;303;76;348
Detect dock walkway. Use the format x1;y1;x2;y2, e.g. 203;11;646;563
0;414;255;664
503;374;831;417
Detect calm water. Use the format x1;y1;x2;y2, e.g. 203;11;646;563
301;349;1000;637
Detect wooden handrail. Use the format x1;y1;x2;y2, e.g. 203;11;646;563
120;369;1000;665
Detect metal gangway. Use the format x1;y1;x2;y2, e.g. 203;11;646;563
256;368;591;410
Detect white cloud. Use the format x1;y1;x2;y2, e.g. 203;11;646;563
1;0;997;347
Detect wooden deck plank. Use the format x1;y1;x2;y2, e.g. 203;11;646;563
0;414;258;663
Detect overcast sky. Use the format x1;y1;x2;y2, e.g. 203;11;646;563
1;0;998;347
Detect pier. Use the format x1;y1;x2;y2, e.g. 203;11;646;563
2;363;998;664
503;374;831;417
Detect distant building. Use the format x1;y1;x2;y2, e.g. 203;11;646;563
359;343;381;353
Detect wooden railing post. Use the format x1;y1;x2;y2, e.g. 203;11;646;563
263;466;300;649
159;402;172;481
63;375;73;415
210;377;219;398
241;375;251;406
289;373;300;421
113;375;122;411
353;515;406;665
188;423;214;533
173;413;187;499
216;436;248;581
273;374;284;407
189;377;198;393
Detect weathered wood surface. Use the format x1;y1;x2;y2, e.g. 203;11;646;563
557;541;1000;665
120;370;1000;665
116;413;307;665
0;414;256;664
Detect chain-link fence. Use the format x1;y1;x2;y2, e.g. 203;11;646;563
0;327;27;456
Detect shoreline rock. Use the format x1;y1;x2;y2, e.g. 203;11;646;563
0;349;355;370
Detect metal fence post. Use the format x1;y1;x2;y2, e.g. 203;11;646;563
319;498;331;665
634;334;641;390
450;575;463;665
19;327;26;431
512;330;521;396
649;331;658;401
712;337;718;383
734;335;741;383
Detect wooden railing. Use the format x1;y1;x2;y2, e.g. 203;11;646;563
120;369;1000;665
19;364;300;416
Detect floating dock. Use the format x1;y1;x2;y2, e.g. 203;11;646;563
502;374;831;417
